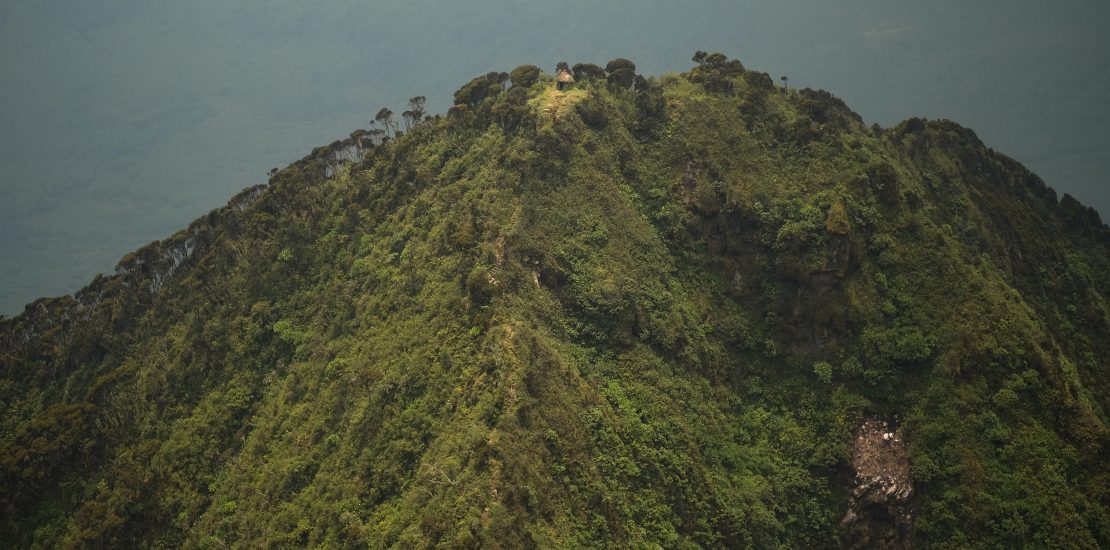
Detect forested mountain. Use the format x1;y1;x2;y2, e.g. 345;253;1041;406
2;53;1107;549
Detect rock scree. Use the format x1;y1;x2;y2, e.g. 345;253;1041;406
842;418;914;549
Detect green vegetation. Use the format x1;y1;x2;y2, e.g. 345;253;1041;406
2;52;1108;548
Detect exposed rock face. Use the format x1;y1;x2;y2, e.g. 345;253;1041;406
842;418;914;549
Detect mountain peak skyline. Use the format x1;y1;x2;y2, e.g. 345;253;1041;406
2;2;1109;315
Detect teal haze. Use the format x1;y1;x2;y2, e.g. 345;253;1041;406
1;0;1108;315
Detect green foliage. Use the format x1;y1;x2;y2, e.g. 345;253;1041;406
604;58;638;90
571;63;605;81
509;64;542;89
453;74;503;107
813;361;833;384
689;51;745;94
604;58;636;74
575;92;608;129
1;53;1108;549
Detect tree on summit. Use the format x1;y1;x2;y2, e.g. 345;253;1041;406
452;72;508;107
488;71;510;90
605;58;636;74
572;63;605;81
605;58;637;89
688;51;744;93
509;64;542;89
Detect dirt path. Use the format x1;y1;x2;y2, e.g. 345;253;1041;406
535;87;585;123
545;90;566;121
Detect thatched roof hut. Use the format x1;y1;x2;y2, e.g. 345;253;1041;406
556;68;575;90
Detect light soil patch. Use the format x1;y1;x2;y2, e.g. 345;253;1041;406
841;418;915;549
531;86;586;123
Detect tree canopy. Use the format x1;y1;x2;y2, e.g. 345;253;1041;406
509;64;542;89
2;53;1108;550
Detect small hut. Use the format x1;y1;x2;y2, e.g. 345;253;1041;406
556;68;575;91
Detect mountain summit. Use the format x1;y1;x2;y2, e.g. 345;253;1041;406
2;53;1108;548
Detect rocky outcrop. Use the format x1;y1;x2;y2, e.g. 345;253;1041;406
842;418;914;549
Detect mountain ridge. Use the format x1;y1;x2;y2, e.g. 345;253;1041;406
2;53;1108;548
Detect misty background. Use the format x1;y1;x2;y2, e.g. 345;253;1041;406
2;0;1108;315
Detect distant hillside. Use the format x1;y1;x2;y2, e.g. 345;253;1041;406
2;53;1108;549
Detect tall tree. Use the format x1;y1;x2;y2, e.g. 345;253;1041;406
375;108;398;136
402;96;427;130
408;96;426;119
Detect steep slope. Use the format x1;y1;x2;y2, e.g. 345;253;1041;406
2;55;1108;549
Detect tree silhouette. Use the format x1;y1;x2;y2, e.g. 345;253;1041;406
704;52;728;66
402;96;427;130
408;96;426;118
369;128;386;146
509;65;542;88
375;108;398;136
689;52;745;94
349;129;370;157
572;63;605;81
605;58;636;75
605;58;637;90
454;76;493;106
